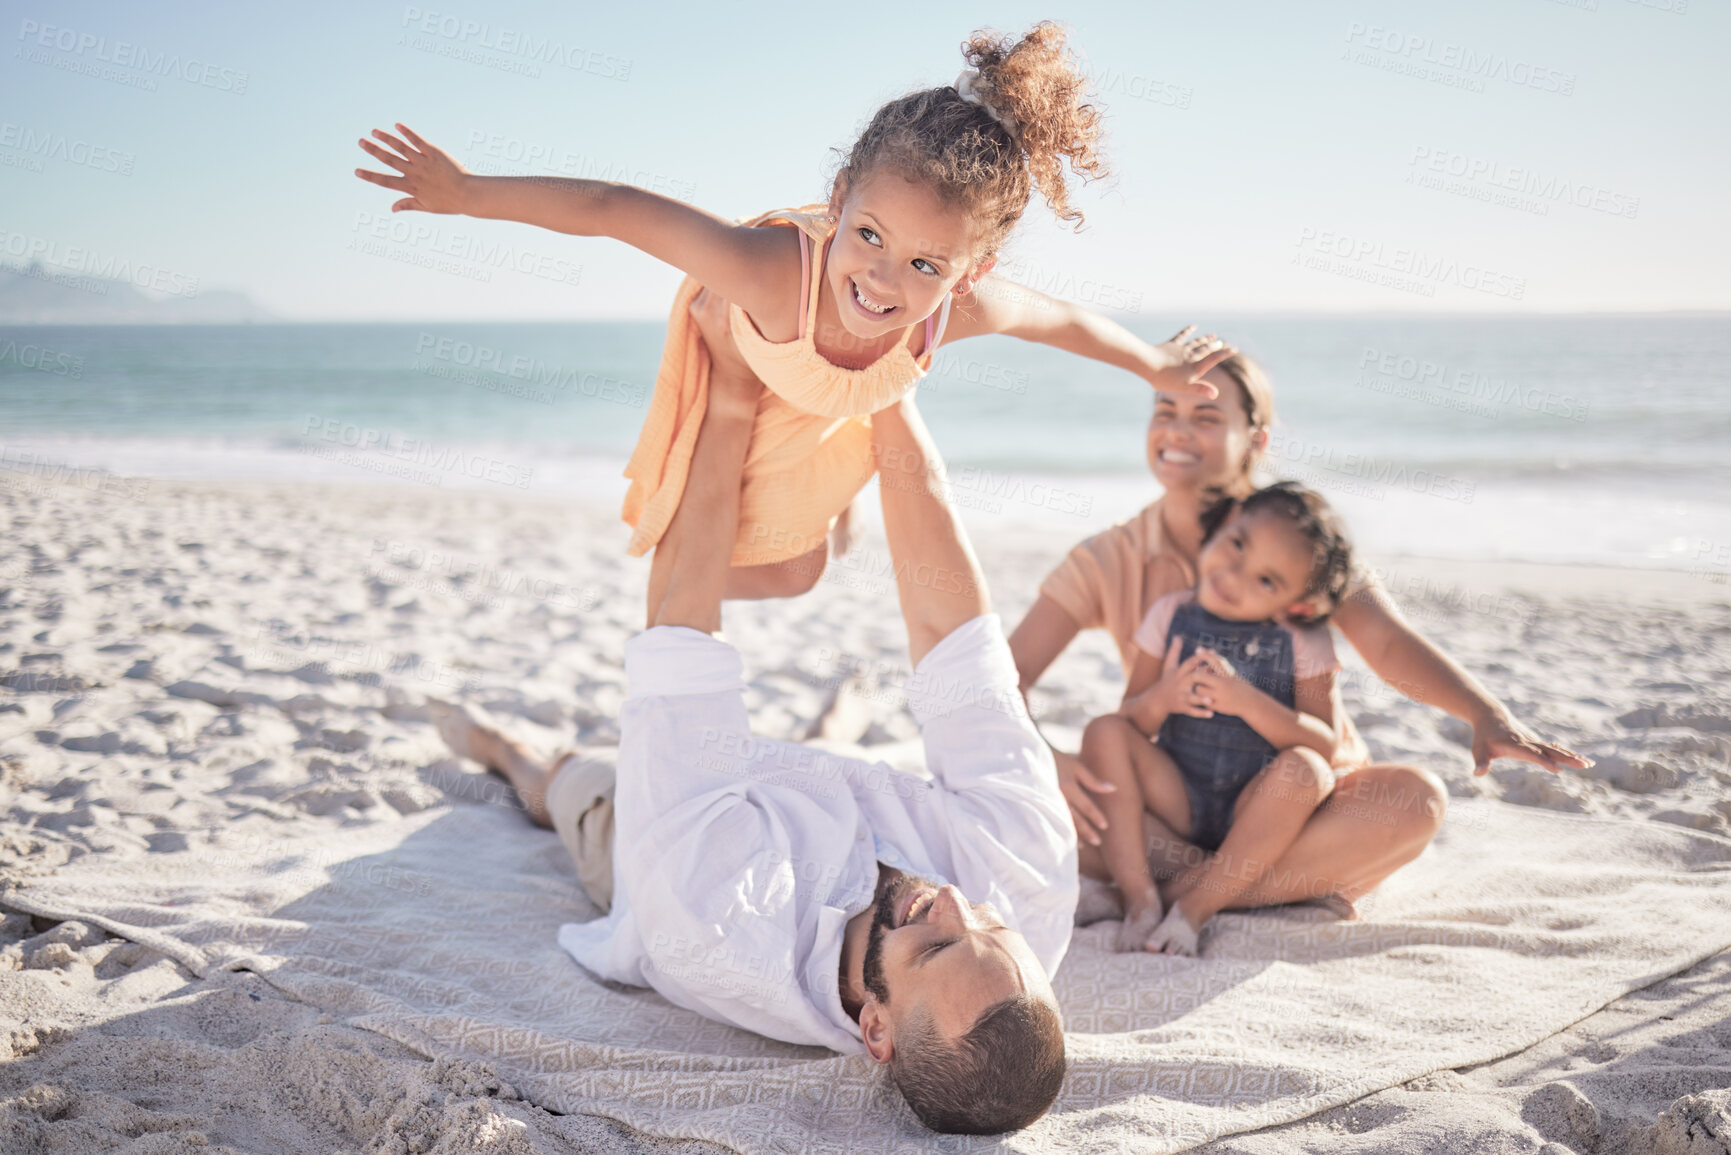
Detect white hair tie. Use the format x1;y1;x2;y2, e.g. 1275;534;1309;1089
955;68;1019;140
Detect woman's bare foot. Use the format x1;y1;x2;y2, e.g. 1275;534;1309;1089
429;700;556;828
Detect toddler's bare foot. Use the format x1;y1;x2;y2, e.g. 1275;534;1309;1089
1114;891;1165;953
1147;904;1203;957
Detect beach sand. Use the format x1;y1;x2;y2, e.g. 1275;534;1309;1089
2;475;1729;1153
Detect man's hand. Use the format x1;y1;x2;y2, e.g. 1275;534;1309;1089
1146;325;1236;399
1471;712;1593;776
355;123;472;215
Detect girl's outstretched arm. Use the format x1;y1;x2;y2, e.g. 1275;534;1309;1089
943;273;1233;398
355;124;793;322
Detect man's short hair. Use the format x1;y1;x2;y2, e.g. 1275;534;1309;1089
889;996;1066;1134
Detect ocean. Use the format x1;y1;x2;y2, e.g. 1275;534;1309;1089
2;315;1728;573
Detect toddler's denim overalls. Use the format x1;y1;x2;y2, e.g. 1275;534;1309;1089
1157;599;1296;851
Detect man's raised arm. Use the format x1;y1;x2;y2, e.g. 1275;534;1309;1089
870;398;991;667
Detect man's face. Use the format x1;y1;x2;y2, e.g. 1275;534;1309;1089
861;873;1051;1044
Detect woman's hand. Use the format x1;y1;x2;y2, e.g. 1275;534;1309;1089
1053;747;1116;847
355;123;472;215
1471;711;1593;776
1145;325;1237;399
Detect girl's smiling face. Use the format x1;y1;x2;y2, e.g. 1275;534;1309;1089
1147;371;1267;497
825;171;988;341
1194;506;1317;622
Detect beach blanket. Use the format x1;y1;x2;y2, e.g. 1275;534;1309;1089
7;793;1731;1153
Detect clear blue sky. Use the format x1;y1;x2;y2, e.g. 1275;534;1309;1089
3;0;1725;319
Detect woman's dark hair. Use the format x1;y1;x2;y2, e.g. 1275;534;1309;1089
1198;481;1354;624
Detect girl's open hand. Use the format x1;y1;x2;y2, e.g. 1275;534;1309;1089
354;123;470;215
1147;325;1237;400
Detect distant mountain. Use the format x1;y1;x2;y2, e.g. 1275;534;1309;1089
0;262;274;324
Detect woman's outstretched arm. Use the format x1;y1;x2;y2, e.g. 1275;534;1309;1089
1332;582;1591;775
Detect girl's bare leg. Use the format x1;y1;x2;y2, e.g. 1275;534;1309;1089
1155;747;1335;954
1079;714;1193;951
722;543;828;600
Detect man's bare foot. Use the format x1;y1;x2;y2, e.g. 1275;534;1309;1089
429;700;555;828
1114;890;1165;953
1147;903;1203;957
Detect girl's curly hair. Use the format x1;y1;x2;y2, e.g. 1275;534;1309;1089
1199;481;1356;625
834;21;1108;260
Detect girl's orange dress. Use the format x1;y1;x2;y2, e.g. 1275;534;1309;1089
622;207;951;567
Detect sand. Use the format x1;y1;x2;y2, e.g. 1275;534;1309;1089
2;472;1729;1154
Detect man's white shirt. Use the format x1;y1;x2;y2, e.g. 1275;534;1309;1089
558;614;1078;1053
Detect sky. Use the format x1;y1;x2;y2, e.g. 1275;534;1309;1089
2;0;1726;320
